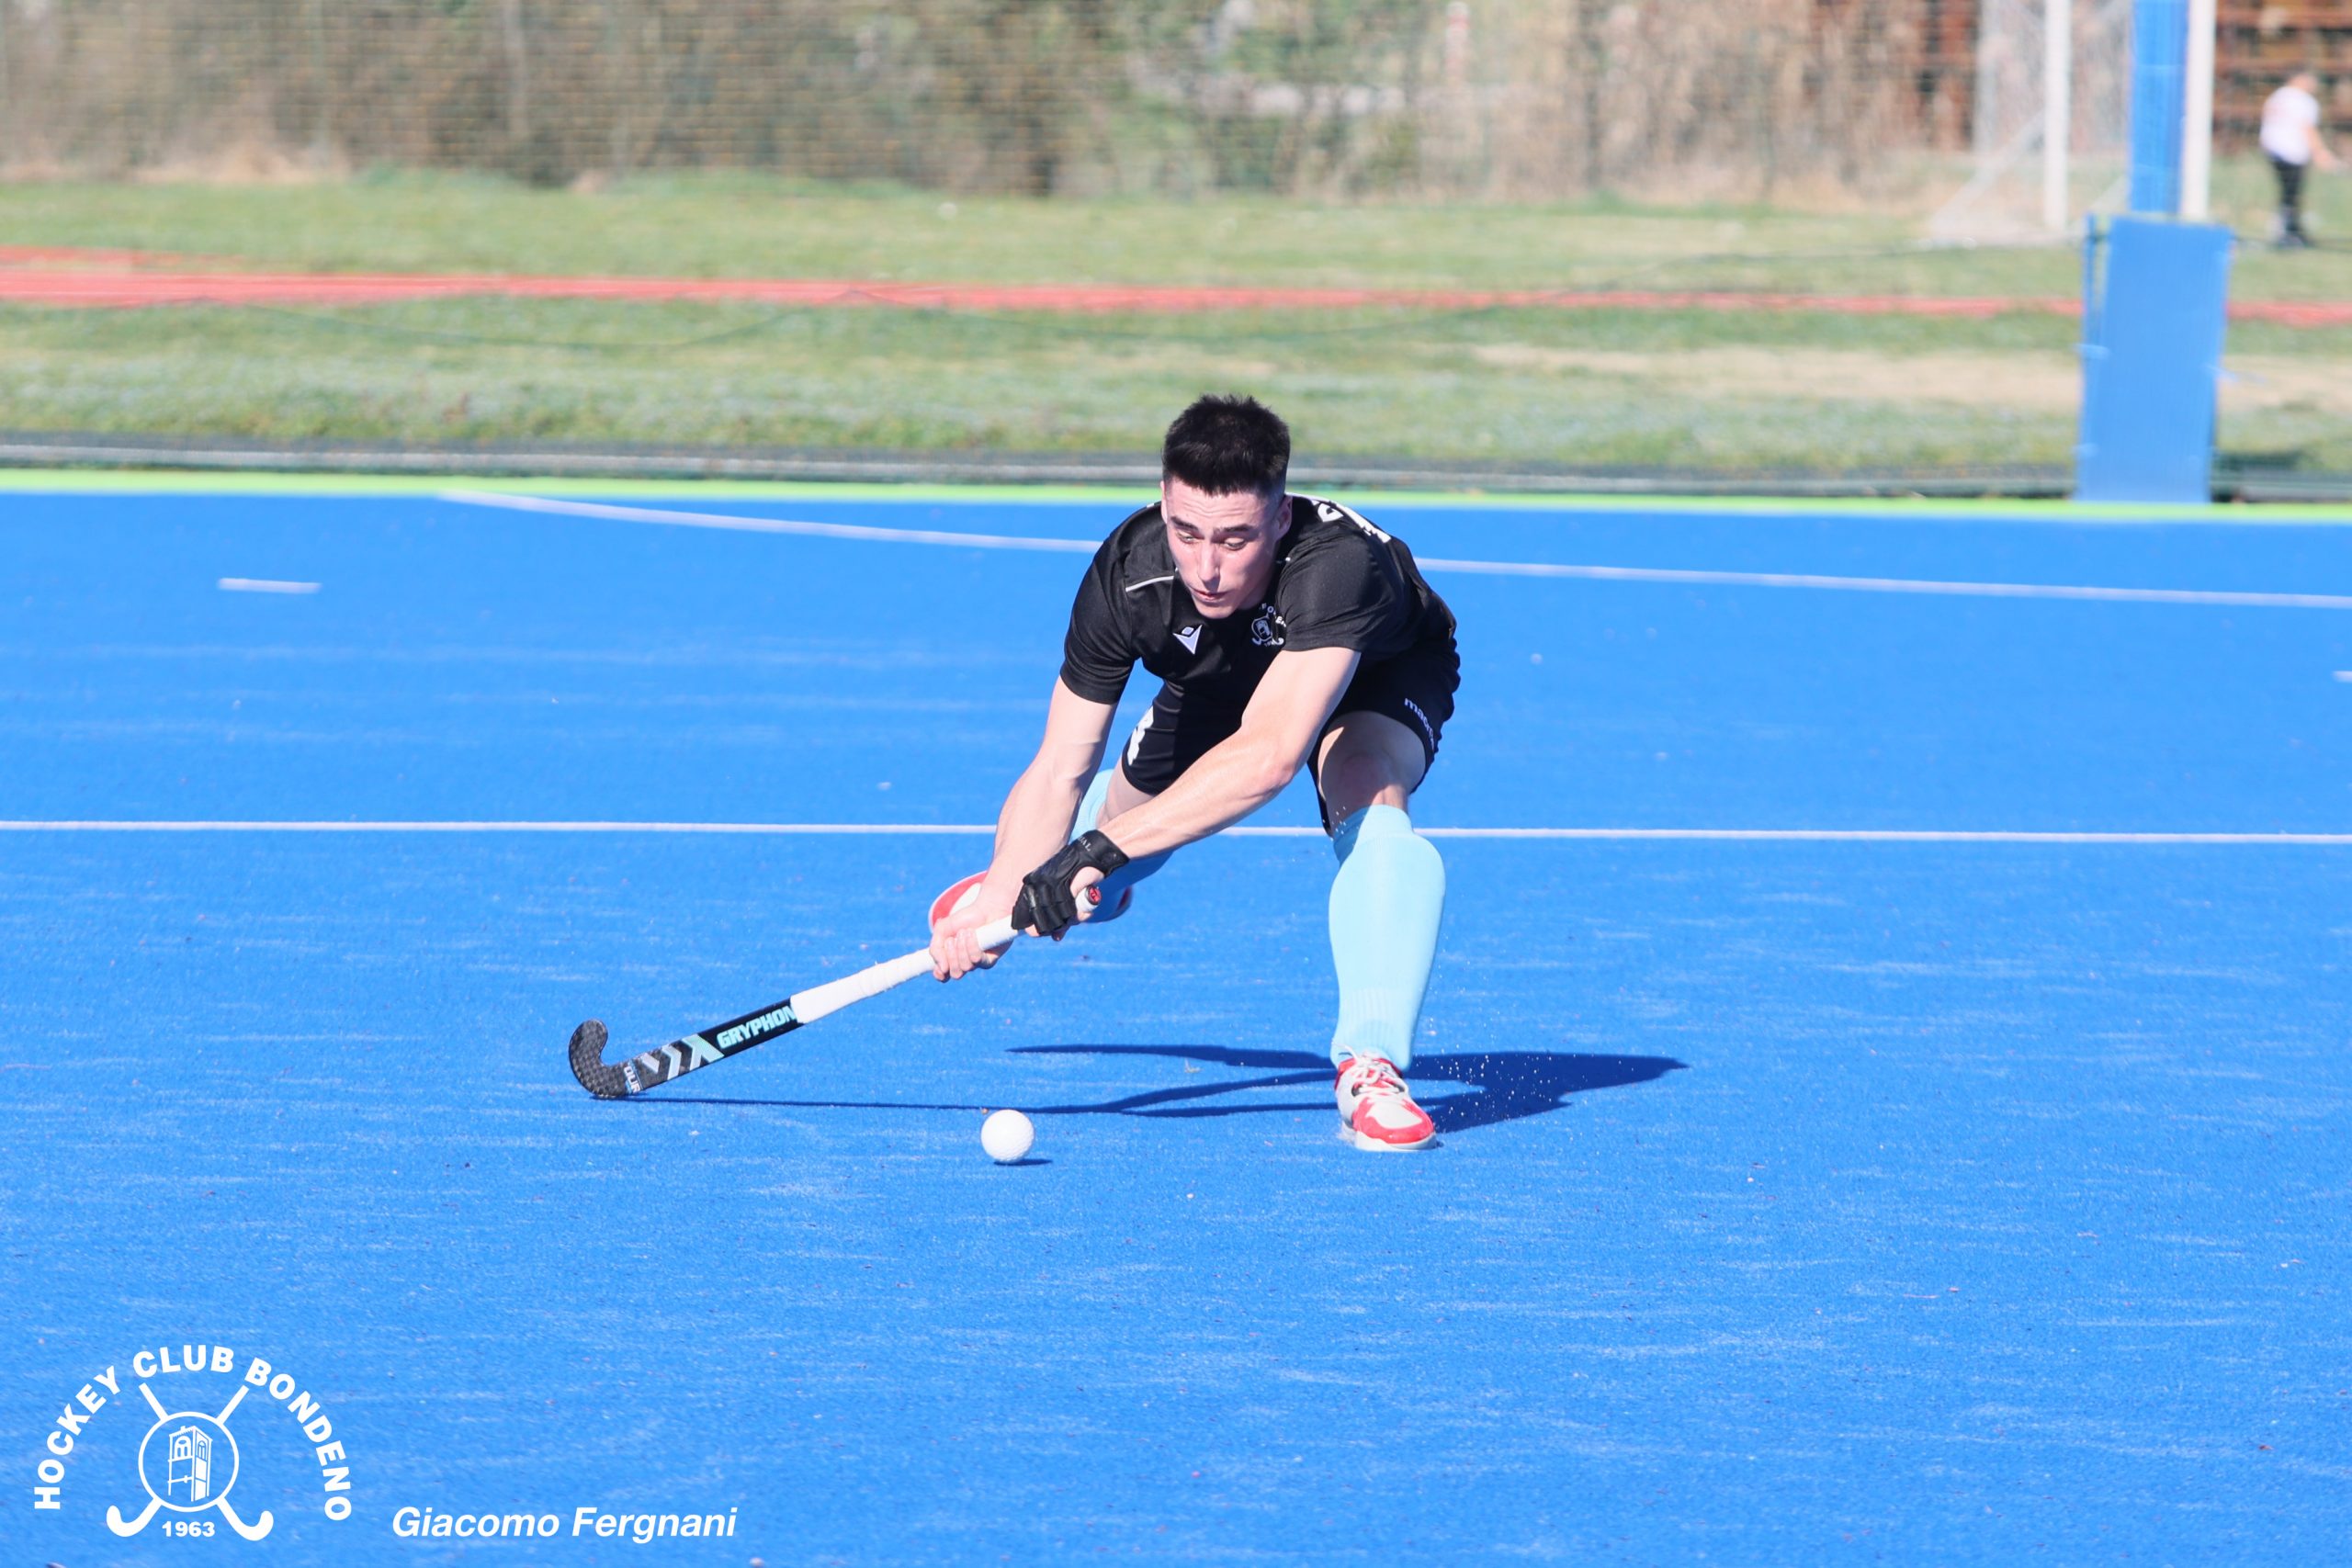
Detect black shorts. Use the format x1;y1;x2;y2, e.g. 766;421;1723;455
1116;637;1460;829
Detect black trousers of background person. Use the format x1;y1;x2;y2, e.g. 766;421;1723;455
2271;155;2309;243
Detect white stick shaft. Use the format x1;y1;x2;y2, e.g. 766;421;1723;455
787;918;1018;1024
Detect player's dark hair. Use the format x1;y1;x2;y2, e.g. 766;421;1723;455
1161;395;1290;497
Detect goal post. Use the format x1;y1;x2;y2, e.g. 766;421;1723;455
1930;0;2135;243
2044;0;2073;231
2178;0;2217;220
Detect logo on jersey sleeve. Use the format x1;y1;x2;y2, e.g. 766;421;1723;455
1250;605;1287;648
1125;705;1157;767
1314;498;1391;543
1174;625;1201;653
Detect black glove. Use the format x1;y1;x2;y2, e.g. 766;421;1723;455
1013;830;1131;938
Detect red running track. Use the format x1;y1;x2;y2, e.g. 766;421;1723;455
1;247;2346;325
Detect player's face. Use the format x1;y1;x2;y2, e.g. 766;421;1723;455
1160;479;1292;619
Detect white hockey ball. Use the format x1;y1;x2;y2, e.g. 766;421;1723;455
980;1109;1035;1164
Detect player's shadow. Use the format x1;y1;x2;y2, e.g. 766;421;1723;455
1011;1044;1683;1134
654;1045;1681;1136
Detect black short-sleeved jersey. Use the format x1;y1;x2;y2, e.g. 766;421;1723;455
1058;493;1455;713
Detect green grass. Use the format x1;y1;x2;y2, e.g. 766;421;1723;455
0;169;2346;476
8;164;2351;297
0;298;2319;473
11;173;2035;289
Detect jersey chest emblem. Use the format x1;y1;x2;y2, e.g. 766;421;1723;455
1250;604;1286;648
1174;625;1201;653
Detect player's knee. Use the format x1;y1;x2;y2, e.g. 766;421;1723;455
1319;751;1415;829
1318;715;1425;815
1320;750;1372;809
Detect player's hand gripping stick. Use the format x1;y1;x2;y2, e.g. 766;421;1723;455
1013;830;1129;937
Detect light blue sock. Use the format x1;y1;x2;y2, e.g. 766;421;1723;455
1073;768;1170;925
1328;804;1444;1069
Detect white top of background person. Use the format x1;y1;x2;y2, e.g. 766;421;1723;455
2261;72;2338;170
927;395;1460;1151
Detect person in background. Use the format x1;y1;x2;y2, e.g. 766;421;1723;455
2261;70;2340;249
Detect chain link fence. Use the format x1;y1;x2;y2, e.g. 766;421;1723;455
0;0;1977;199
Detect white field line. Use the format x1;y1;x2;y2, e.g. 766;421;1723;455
0;820;1001;834
1408;558;2352;610
2;820;2347;845
443;490;2352;611
218;577;322;594
444;490;1095;554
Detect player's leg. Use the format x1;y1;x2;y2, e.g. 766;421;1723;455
1069;756;1171;924
1319;709;1443;1072
1317;707;1427;823
2276;156;2308;245
1315;655;1453;1150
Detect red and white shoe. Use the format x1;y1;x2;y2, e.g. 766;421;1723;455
1334;1055;1435;1152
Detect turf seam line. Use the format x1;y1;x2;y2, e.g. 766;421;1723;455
443;491;2352;609
4;821;2348;844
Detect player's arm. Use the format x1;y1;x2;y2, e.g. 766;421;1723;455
984;676;1118;898
1093;645;1360;861
999;649;1360;941
930;676;1115;978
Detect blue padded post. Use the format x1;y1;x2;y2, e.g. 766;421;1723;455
2128;0;2188;214
2075;215;2233;503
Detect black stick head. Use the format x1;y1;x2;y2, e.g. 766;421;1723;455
567;1020;631;1100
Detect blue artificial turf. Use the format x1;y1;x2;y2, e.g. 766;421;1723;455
4;487;2348;1564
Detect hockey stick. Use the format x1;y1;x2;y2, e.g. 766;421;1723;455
568;916;1023;1099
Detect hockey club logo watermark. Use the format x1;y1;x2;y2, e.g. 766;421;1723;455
128;1405;252;1538
1249;604;1286;648
32;1342;355;1543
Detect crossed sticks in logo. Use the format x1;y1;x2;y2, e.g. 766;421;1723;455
107;1381;273;1541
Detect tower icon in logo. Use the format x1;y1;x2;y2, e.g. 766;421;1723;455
110;1382;273;1540
166;1425;212;1503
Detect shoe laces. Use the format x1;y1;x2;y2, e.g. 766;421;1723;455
1344;1057;1408;1100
